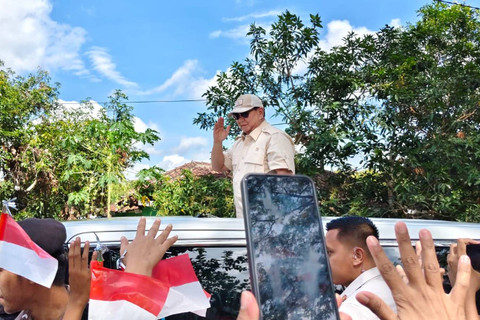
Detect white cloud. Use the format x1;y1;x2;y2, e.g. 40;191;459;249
86;47;138;88
319;20;375;51
124;163;151;181
139;59;218;99
132;117;163;156
290;20;376;78
191;72;219;100
174;137;208;153
209;24;251;40
222;10;282;22
157;154;187;171
0;0;87;74
389;18;402;28
134;117;160;133
55;99;103;120
191;150;211;162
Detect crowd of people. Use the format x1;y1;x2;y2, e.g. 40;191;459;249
0;93;479;319
0;216;478;320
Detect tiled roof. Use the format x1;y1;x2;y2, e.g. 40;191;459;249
164;161;231;180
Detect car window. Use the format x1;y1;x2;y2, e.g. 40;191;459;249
91;245;250;320
96;244;458;319
165;247;250;319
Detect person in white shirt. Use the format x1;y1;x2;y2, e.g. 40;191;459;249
325;216;396;320
211;94;295;218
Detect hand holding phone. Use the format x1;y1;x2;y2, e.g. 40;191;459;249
241;174;340;320
466;243;480;272
447;239;480;289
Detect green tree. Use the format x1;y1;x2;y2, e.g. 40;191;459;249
151;169;234;217
0;63;63;217
344;2;480;219
0;64;160;219
62;90;160;218
194;3;480;221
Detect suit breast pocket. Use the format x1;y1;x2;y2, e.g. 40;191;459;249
243;147;265;172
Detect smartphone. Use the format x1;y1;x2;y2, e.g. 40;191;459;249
241;174;340;320
466;244;480;272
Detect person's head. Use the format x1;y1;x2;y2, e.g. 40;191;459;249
0;218;67;314
228;94;265;135
0;268;41;314
325;216;379;286
18;218;68;286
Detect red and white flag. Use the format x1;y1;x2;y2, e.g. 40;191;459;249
89;254;211;320
0;213;58;288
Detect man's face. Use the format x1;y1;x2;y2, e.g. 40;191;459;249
0;268;32;313
325;229;355;287
235;107;264;135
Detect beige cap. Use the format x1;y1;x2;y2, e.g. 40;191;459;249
228;94;264;117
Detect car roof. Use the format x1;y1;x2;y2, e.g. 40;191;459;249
62;216;480;248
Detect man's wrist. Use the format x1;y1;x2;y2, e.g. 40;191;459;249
213;140;224;146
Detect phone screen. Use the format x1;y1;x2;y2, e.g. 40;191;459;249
241;174;339;320
466;244;480;272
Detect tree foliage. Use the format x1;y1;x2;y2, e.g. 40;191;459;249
149;169;235;218
194;2;480;221
61;90;160;218
0;64;160;219
0;63;62;217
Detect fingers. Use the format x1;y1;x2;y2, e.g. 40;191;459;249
120;236;129;257
69;237;80;270
214;117;225;132
418;229;442;288
155;223;172;245
155;234;178;261
396;264;409;284
147;219;161;238
356;291;397;320
69;238;90;272
237;291;260;320
449;255;471;305
226;125;231;135
415;241;423;267
395;222;423;286
447;243;458;285
82;241;90;268
164;235;178;249
367;234;405;293
439;267;446;279
83;240;90;255
456;238;474;256
135;217;147;239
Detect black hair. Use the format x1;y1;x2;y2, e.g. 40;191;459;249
52;251;68;286
326;216;379;252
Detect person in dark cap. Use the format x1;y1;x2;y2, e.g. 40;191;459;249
0;218;69;320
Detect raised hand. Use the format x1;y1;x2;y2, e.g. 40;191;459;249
356;222;471;320
64;238;90;320
213;117;231;143
120;217;178;277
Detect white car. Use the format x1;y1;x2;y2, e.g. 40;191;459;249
62;216;480;320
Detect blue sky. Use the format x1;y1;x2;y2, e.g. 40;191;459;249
0;0;452;178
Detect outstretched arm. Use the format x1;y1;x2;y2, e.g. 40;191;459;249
63;238;91;320
356;222;471;320
120;217;178;277
211;117;230;172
